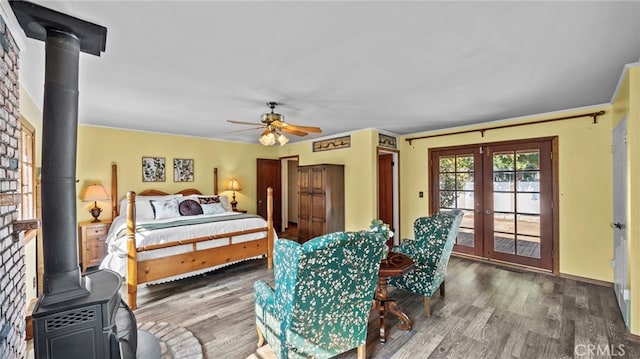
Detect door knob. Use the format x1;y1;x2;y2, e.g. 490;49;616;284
610;222;623;229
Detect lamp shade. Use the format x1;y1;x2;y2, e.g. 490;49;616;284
226;178;241;192
82;184;109;202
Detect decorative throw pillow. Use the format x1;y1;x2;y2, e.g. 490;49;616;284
178;199;203;216
150;198;180;220
120;194;183;219
198;196;221;205
201;203;227;215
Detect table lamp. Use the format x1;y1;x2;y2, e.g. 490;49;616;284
226;178;241;211
82;184;109;222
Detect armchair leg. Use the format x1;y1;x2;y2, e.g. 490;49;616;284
256;326;265;347
357;343;366;359
439;281;445;297
424;297;431;317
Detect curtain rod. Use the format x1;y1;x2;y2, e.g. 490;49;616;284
405;110;606;145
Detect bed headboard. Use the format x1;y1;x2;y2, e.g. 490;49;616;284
111;163;219;218
137;189;203;196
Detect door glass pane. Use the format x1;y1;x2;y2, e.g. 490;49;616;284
494;172;514;191
440;174;455;190
439;156;455;172
493;152;514;171
456;156;474;172
456;210;475;248
517;235;540;258
517;214;540;237
517;172;539;192
517;193;540;214
456;173;474;190
495;212;515;254
494;192;514;213
494;212;515;233
439;190;455;209
516;150;540;170
457;228;474;247
494;233;515;254
456;191;474;210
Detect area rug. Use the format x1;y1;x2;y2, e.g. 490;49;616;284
246;344;276;359
138;321;203;359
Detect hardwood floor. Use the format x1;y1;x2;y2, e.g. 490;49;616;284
279;222;298;240
129;256;640;359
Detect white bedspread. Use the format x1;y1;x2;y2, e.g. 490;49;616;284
100;212;273;281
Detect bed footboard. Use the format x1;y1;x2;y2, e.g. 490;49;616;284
124;188;275;310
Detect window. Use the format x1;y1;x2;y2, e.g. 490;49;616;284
20;118;36;220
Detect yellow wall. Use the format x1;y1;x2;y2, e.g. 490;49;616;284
612;64;640;336
76;126;278;222
279;129;379;231
19;86;43;166
399;106;614;282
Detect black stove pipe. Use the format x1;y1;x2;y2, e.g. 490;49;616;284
9;0;108;304
39;28;89;303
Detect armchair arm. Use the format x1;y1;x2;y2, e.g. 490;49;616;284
393;238;424;258
393;237;442;270
254;280;275;309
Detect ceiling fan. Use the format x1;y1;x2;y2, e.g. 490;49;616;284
228;102;322;146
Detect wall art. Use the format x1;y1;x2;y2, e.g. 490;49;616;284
142;157;166;182
173;158;194;182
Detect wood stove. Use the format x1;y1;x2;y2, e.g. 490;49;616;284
9;2;142;358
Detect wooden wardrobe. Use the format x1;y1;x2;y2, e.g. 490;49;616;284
297;164;345;243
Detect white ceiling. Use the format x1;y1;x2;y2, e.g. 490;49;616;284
15;1;640;144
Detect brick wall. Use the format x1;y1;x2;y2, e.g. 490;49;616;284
0;13;25;359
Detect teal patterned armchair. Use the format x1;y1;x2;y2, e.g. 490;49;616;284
254;231;386;359
388;209;464;317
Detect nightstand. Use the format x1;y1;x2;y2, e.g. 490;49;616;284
78;220;112;272
233;209;247;213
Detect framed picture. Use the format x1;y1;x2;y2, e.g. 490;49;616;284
173;158;194;182
142;157;166;182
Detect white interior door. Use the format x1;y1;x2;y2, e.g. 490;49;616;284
613;116;630;327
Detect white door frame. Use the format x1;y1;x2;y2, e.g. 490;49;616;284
613;115;630;327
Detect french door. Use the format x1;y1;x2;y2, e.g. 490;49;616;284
430;138;555;270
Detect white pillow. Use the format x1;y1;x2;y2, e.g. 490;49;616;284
201;203;227;215
218;195;232;212
119;194;183;219
149;198;180;220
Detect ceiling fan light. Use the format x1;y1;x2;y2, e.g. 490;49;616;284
277;133;289;146
259;132;276;146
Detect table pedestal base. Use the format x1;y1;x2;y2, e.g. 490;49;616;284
374;276;412;344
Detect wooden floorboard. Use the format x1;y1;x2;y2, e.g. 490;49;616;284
127;256;640;359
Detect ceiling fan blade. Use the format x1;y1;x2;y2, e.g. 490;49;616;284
261;129;271;136
227;120;264;126
271;120;321;134
228;127;263;133
281;127;308;136
283;123;322;133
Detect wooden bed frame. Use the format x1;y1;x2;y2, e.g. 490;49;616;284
110;163;274;309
